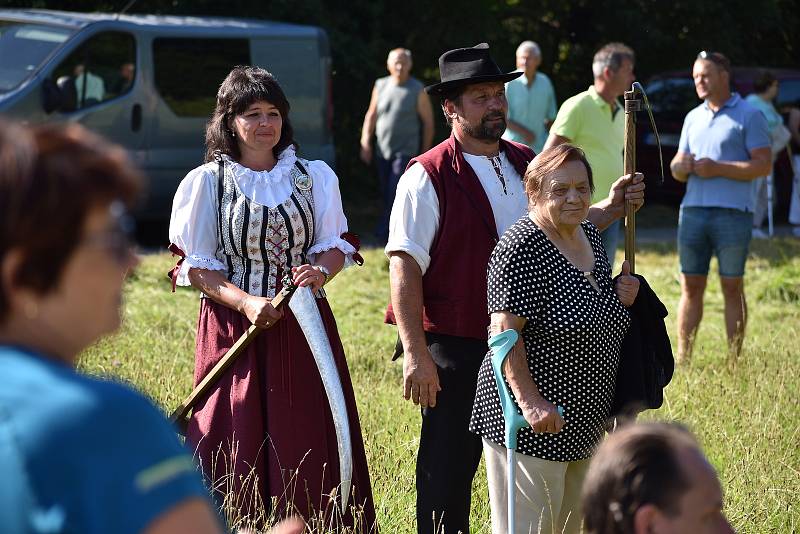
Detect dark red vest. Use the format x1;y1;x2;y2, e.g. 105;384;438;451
385;134;535;339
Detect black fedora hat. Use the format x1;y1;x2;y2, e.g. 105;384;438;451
425;42;522;95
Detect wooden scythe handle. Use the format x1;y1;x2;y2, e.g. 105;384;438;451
169;282;295;435
623;89;641;274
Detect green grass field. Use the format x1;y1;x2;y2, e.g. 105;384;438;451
81;237;800;533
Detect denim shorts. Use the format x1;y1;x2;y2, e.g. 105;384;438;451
678;206;753;277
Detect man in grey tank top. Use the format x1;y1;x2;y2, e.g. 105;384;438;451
360;48;435;242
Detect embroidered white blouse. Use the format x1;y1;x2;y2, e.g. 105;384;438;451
169;146;355;287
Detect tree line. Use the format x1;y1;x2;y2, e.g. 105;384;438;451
8;0;799;230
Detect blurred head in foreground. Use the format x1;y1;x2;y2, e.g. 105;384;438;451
0;121;141;363
582;422;735;534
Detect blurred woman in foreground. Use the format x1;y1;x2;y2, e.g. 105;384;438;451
0;120;301;534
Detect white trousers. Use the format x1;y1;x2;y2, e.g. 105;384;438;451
790;155;800;226
483;438;591;534
751;175;770;228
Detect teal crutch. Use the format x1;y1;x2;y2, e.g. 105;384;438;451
489;329;563;534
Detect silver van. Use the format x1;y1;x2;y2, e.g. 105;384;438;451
0;9;335;219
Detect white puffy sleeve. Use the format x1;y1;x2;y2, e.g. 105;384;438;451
168;164;227;286
306;160;358;266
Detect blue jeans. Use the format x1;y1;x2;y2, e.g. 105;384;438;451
376;153;411;241
678;206;753;277
600;219;621;270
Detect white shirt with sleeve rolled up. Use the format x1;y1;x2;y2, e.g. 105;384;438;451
384;152;528;274
169;146;356;287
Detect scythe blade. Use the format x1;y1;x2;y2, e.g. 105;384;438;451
289;285;353;513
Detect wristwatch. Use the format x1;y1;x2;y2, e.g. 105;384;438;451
315;265;331;285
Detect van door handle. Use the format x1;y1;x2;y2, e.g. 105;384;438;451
131;104;142;132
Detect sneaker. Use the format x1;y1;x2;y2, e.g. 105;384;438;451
792;226;800;238
752;228;769;239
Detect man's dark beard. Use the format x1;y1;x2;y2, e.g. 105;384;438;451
461;112;506;141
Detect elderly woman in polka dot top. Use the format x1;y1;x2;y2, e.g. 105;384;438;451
469;143;640;534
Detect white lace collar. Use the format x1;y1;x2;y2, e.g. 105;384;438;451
221;145;298;186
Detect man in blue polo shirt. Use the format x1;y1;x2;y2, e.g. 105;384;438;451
670;51;770;363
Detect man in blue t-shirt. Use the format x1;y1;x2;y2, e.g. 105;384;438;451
669;51;770;363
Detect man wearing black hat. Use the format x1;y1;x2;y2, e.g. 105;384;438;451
384;43;645;534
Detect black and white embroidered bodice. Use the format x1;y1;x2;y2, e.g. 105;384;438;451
218;160;315;298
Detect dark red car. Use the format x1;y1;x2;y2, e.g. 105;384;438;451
637;68;800;219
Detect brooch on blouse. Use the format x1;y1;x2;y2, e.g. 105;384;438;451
294;172;313;191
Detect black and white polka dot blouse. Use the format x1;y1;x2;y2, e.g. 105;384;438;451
469;216;630;462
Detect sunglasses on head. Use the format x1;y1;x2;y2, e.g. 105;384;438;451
697;51;731;72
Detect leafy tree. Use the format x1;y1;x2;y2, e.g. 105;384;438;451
4;0;798;230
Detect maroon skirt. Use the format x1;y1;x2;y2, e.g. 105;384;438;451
186;297;376;531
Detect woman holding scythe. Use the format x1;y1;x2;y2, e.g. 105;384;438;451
168;66;376;530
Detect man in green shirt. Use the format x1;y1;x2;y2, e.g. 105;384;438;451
544;43;635;267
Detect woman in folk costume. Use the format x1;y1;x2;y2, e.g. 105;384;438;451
169;66;376;531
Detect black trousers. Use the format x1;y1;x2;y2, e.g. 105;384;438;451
416;332;487;534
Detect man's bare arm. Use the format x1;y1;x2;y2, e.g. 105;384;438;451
359;85;380;164
693;147;771;181
670;150;694;183
389;252;440;408
543;133;570;151
505;119;536;144
586;173;645;231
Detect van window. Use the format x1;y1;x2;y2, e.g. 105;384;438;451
153;38;250;117
0;20;74;93
50;31;136;111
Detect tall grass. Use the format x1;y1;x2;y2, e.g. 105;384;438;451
81;237;800;533
198;437;371;532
